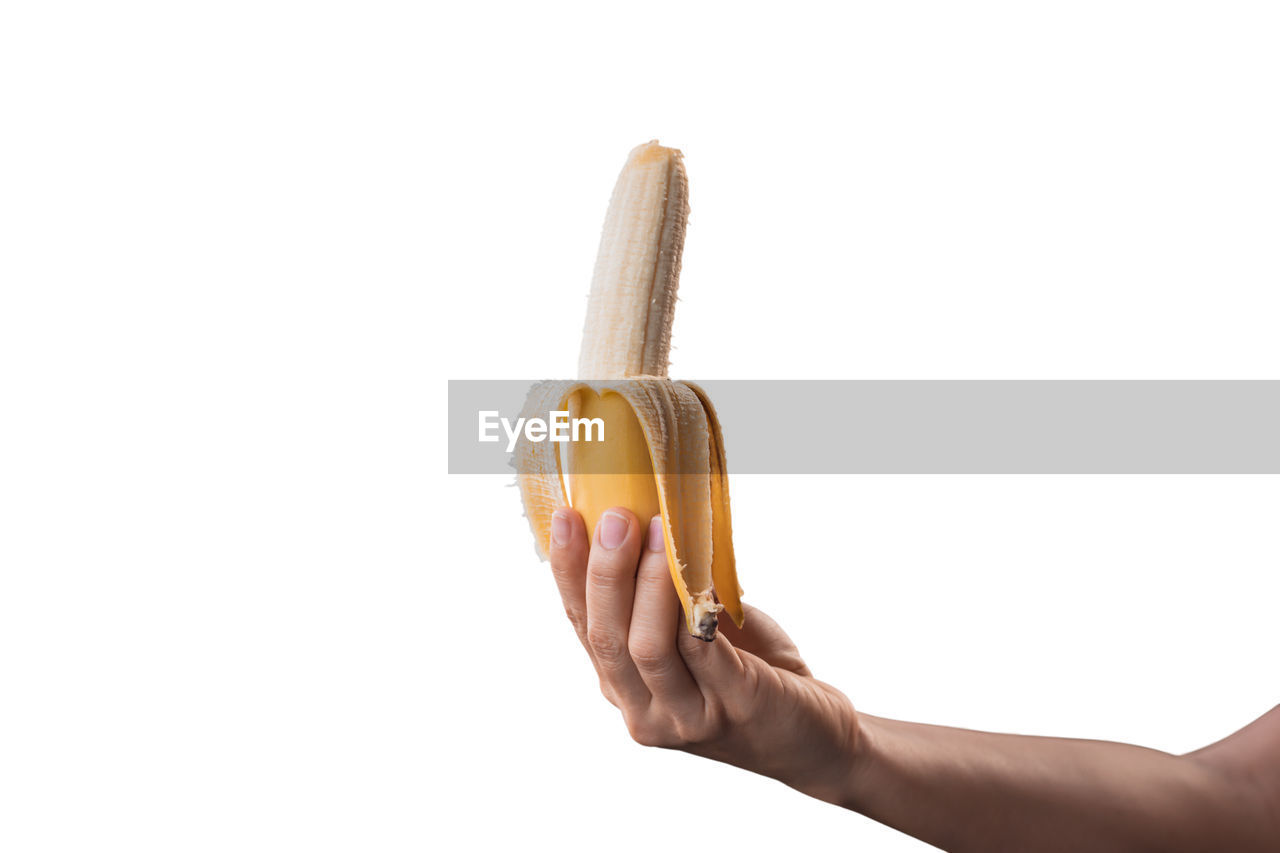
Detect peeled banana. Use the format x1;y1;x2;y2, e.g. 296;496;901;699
514;141;744;641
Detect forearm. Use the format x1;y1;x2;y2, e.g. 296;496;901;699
843;714;1277;853
537;512;1278;849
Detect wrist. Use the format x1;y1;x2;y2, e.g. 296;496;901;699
787;685;871;809
834;711;883;813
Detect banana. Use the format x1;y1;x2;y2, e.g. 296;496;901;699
514;141;743;641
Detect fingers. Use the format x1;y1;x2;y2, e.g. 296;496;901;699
549;507;777;738
628;517;701;712
548;507;592;654
678;628;749;700
584;508;651;708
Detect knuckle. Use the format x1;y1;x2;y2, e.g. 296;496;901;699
586;560;630;592
550;565;578;591
671;717;703;746
627;724;657;747
586;623;628;666
597;678;620;708
549;546;583;577
627;637;672;673
671;705;725;746
626;717;680;749
563;606;586;636
634;558;670;589
549;550;572;574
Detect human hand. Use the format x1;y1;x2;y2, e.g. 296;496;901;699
547;505;862;805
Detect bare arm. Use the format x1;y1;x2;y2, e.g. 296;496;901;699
848;708;1280;852
546;506;1280;852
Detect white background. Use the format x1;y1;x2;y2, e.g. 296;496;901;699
3;2;1278;851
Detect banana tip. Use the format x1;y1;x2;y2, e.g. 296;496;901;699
631;139;682;165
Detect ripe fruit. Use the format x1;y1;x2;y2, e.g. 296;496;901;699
515;141;743;640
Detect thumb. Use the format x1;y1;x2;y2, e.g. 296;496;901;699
677;626;749;698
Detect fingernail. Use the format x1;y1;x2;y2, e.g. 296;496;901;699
551;510;571;548
647;516;665;552
598;511;629;550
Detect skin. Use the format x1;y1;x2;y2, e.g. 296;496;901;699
548;505;1280;853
